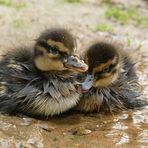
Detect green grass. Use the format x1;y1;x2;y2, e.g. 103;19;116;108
0;0;27;11
127;37;131;47
142;16;148;28
96;23;114;32
105;6;148;28
105;6;137;24
13;19;25;29
15;2;27;11
103;0;111;4
63;0;82;3
0;0;12;6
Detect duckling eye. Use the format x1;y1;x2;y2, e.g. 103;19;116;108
102;67;110;73
48;46;59;54
50;46;59;54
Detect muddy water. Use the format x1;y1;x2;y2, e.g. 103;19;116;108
0;108;147;147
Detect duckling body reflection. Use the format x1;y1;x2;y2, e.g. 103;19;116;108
0;28;88;117
75;40;146;113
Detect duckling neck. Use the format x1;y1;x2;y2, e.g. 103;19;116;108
41;69;77;80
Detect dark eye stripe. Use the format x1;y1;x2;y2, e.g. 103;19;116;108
94;64;117;77
109;63;117;70
103;63;117;73
38;41;51;51
38;41;60;53
37;40;68;58
103;64;114;73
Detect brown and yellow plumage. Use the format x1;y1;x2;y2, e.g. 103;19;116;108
75;40;146;113
0;28;88;118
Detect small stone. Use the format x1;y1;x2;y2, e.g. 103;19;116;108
69;127;92;136
21;117;33;126
63;132;67;135
96;124;100;128
37;124;55;132
84;129;92;135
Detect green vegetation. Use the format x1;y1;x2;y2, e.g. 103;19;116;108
63;0;82;3
127;37;131;47
142;16;148;28
15;2;27;11
13;19;25;29
105;6;148;28
96;23;114;32
105;6;136;24
0;0;27;11
0;0;12;6
103;0;111;4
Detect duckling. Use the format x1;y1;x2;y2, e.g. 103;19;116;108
75;40;146;113
0;28;88;117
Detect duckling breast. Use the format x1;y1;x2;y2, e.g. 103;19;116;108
21;78;80;116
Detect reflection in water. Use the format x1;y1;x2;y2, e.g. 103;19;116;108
106;130;129;145
138;130;148;143
112;122;128;130
116;133;129;146
118;113;129;120
133;107;148;125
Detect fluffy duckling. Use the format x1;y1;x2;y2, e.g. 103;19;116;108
0;28;88;117
75;40;146;113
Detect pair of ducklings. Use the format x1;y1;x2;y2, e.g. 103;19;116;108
0;28;146;118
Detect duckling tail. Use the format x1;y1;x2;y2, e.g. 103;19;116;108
125;99;148;109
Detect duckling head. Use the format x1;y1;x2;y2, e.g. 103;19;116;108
81;42;123;91
34;28;88;72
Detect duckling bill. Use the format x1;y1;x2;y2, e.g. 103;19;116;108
0;28;88;118
75;41;147;113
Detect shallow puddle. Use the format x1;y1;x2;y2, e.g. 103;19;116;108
0;106;147;147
